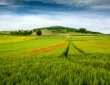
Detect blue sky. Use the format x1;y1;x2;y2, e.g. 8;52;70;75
0;0;110;33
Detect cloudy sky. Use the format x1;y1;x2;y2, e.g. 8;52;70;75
0;0;110;33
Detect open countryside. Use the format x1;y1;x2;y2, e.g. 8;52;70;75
0;27;110;85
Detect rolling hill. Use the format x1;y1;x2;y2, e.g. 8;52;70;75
33;26;102;35
0;26;102;35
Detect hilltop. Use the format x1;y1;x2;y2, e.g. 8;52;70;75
33;26;102;35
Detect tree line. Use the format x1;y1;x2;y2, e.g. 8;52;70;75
10;30;32;35
47;26;101;34
10;30;42;36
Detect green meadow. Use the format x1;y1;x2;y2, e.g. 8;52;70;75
0;35;110;85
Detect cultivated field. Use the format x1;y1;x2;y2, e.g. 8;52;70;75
0;35;110;85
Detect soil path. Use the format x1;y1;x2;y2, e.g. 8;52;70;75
22;42;66;54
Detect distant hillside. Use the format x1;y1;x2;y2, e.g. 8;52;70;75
33;26;102;35
0;26;102;35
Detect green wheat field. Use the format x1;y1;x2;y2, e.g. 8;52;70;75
0;35;110;85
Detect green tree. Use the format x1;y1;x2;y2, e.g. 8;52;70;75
79;28;86;33
36;29;42;36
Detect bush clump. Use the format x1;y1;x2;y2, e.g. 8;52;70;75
36;30;42;36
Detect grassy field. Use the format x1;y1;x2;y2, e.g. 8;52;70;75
0;35;110;85
0;35;36;43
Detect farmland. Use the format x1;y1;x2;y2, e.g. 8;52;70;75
0;35;110;85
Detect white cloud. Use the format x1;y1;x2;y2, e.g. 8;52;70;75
0;13;110;34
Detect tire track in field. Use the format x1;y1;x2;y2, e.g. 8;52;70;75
71;42;85;54
63;41;70;57
62;41;85;58
21;42;66;54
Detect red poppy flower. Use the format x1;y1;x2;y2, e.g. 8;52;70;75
104;68;108;71
32;66;35;70
11;76;14;78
